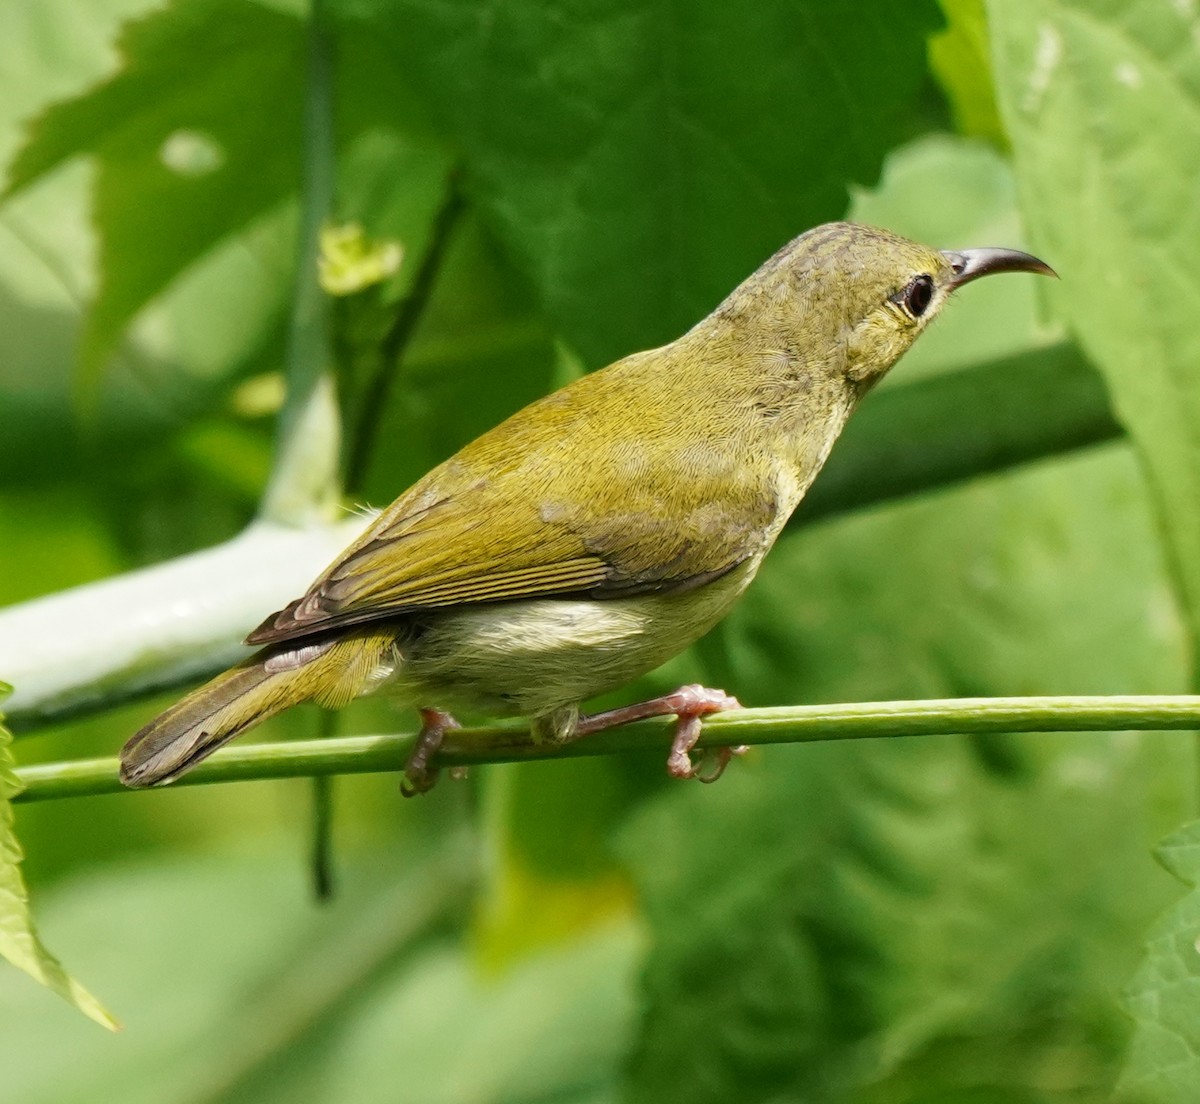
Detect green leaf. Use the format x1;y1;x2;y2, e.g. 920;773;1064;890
0;689;118;1030
0;0;162;166
988;0;1200;672
349;0;942;366
1116;821;1200;1104
4;0;307;376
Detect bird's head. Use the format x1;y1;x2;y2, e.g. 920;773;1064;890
723;221;1055;389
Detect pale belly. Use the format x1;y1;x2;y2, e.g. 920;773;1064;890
384;559;759;722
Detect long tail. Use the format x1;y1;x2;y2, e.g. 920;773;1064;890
120;628;396;787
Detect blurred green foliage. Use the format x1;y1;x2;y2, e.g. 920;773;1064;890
1;0;1199;1100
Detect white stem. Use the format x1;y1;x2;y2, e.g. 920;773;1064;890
0;517;371;731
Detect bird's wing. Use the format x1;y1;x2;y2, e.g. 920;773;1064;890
247;380;777;646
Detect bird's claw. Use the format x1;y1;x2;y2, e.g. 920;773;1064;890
577;682;744;782
401;709;460;797
662;685;745;781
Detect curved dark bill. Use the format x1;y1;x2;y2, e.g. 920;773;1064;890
941;247;1057;289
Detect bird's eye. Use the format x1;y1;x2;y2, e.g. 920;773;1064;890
901;274;934;318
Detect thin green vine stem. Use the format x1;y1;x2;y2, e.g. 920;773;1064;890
11;695;1200;803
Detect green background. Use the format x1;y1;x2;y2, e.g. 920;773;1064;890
3;0;1200;1100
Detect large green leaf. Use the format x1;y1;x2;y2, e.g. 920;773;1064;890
347;0;942;366
4;0;307;373
0;0;160;166
988;0;1200;667
3;0;447;382
1116;821;1200;1104
0;689;117;1030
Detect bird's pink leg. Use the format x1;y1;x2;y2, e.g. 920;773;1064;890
575;684;747;782
401;708;461;797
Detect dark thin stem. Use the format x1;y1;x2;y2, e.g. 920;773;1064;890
309;775;334;901
309;714;337;902
344;171;467;493
11;695;1200;803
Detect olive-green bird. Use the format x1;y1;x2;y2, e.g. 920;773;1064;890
121;221;1053;794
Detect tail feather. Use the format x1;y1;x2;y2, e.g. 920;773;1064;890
120;629;395;787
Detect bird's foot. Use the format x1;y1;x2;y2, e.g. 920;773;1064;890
401;708;461;797
662;686;747;782
576;684;746;782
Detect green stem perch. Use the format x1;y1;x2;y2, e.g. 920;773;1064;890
12;695;1199;804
